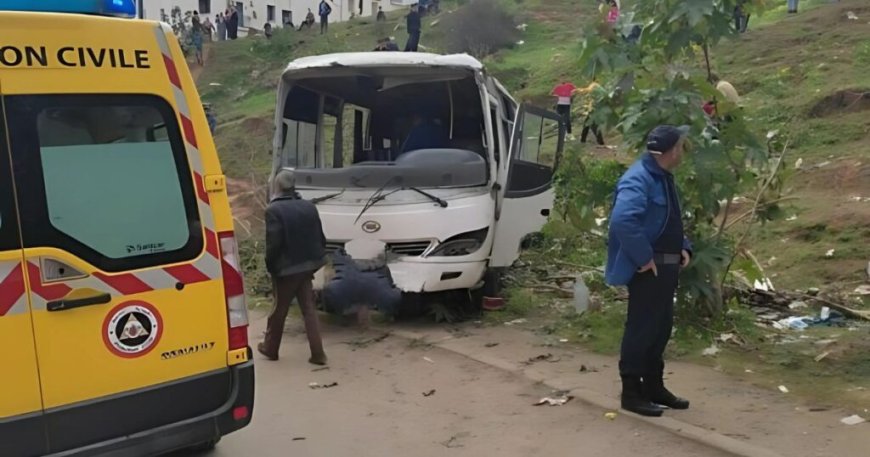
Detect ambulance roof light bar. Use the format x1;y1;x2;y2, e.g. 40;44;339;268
0;0;137;18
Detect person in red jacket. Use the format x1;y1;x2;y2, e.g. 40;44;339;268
552;79;577;134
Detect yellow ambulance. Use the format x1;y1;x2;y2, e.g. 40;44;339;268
0;2;254;455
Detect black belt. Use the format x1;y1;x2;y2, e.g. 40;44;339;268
653;252;681;265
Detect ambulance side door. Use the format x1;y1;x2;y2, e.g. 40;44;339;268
0;81;48;457
490;104;564;268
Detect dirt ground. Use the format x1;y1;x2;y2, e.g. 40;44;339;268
186;313;732;457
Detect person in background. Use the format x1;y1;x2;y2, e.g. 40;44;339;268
377;6;387;21
259;170;329;366
191;11;205;65
551;79;577;135
734;0;750;33
374;36;399;51
264;22;273;39
606;125;693;418
575;79;605;145
216;13;227;41
228;7;239;40
606;0;620;24
202;16;215;41
319;0;333;34
299;9;316;30
400;112;447;155
204;104;217;135
404;5;422;52
787;0;798;14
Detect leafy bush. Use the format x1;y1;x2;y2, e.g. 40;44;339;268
579;0;784;317
442;0;519;57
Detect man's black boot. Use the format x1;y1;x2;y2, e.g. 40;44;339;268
621;376;664;417
644;367;690;410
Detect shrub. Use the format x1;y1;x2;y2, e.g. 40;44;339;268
442;0;519;57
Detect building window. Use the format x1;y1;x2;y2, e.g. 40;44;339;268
267;5;275;22
198;0;211;14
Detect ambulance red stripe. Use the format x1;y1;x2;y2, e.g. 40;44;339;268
164;264;211;285
0;264;25;316
92;271;154;295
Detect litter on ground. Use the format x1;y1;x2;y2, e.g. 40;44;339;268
535;394;574;406
604;412;618;420
702;344;721;357
840;414;866;426
778;385;790;394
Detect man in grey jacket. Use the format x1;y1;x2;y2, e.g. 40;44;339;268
258;170;328;365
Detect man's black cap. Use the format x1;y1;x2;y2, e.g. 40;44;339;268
646;125;690;155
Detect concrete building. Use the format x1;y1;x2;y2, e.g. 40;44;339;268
140;0;403;34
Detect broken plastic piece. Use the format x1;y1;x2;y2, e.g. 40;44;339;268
841;414;866;426
702;344;720;357
778;385;789;394
534;395;574;406
604;412;618;420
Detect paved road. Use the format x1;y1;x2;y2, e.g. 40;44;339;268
183;317;727;457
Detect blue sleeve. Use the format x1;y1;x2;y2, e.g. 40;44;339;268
610;173;654;268
682;236;692;254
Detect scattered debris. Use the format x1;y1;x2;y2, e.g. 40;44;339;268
343;332;390;349
423;389;437;397
516;40;525;46
504;318;528;326
846;11;859;21
423;357;435;364
579;364;599;373
788;301;808;310
604;412;618;420
484;342;500;348
312;366;330;372
794;158;803;169
778;385;790;394
807;287;820;296
814;351;831;362
441;432;470;449
854;285;870;296
208;82;222;86
841;414;866;426
534;394;574;406
702;344;721;357
516;23;528;31
786;214;798;221
826;249;836;258
559;338;569;343
523;353;561;365
309;382;339;390
292;437;306;441
745;369;754;373
808;407;829;412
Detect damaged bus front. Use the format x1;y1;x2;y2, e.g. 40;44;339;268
270;53;564;312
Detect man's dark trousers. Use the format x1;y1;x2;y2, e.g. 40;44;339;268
320;15;328;34
405;31;420;51
556;104;572;134
619;263;679;377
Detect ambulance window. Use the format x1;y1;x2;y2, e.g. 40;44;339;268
5;95;202;272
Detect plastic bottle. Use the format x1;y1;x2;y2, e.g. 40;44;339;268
573;276;590;314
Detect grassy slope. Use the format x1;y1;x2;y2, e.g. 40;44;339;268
715;0;870;290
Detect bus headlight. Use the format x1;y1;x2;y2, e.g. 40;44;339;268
427;228;488;257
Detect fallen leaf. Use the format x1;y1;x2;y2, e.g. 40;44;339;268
423;389;436;397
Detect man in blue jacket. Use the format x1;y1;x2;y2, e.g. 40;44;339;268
605;125;693;417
